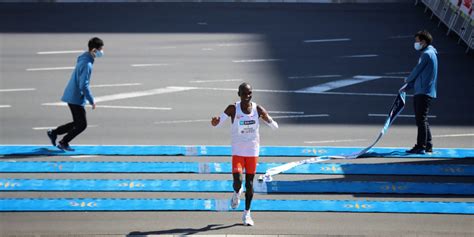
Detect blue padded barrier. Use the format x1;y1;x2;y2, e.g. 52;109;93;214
0;145;473;158
1;198;473;214
1;161;473;176
1;179;473;195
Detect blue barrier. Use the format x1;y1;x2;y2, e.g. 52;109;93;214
1;161;473;176
1;198;473;214
2;179;473;195
0;145;473;158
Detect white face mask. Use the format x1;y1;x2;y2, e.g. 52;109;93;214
414;42;423;51
95;49;104;58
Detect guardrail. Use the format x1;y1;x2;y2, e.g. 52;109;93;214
417;0;474;53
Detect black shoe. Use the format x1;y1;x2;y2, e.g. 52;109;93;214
406;145;426;154
425;144;433;153
47;129;57;146
57;141;74;151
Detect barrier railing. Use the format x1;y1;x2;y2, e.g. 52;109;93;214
418;0;474;53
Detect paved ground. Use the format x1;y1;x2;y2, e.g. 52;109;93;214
0;2;473;236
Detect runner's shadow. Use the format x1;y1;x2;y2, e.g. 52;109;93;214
128;223;242;235
1;147;65;158
360;151;409;158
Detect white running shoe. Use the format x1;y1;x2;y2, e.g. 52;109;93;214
242;210;254;226
230;188;242;209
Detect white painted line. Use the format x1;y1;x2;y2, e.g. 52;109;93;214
232;59;282;63
297;75;382;93
95;105;172;110
288;75;341;80
268;111;304;115
189;79;243;83
368;114;437;118
379;76;406;79
155;46;177;49
154;119;209;125
0;88;36;92
385;71;410;75
388;35;413;39
197;22;208;25
174;86;399;97
432;133;474;138
0;105;12;108
37;50;83;55
341;54;378;58
272;114;329;119
91;83;142;88
304;139;367;144
130;64;171;67
33;125;99;130
26;67;74;71
304;38;351;43
201;48;214;51
217;43;248;47
42;87;195;106
154;114;326;125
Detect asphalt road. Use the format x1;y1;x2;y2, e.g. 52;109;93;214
0;2;473;236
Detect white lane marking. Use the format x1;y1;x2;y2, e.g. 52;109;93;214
232;59;282;63
154;114;327;125
303;38;351;43
91;83;142;88
272;114;329;119
37;50;83;55
368;114;437;118
96;105;171;110
197;22;208;25
201;48;214;51
432;133;474;138
189;79;243;83
385;71;410;75
130;64;171;67
268;111;304;115
26;67;74;71
0;105;12;108
297;75;382;93
42;87;195;106
32;125;99;130
288;75;341;80
154;119;210;124
304;139;367;144
172;86;399;97
155;46;177;49
341;54;378;58
388;35;413;39
0;88;36;92
218;43;248;47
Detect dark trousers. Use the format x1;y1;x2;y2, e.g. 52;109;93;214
54;103;87;144
414;95;433;148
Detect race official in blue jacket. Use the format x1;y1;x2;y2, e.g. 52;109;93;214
47;37;104;151
402;30;438;154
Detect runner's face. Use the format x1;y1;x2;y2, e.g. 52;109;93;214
240;86;252;103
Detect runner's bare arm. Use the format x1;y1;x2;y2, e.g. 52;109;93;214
211;105;236;127
257;105;278;130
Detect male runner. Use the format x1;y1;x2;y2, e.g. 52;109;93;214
211;82;278;226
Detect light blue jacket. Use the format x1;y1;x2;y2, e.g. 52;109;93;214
61;52;95;106
405;45;438;98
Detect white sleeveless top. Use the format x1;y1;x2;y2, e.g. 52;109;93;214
231;101;260;157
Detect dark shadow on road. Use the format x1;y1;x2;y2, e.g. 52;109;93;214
1;2;472;125
128;223;242;236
